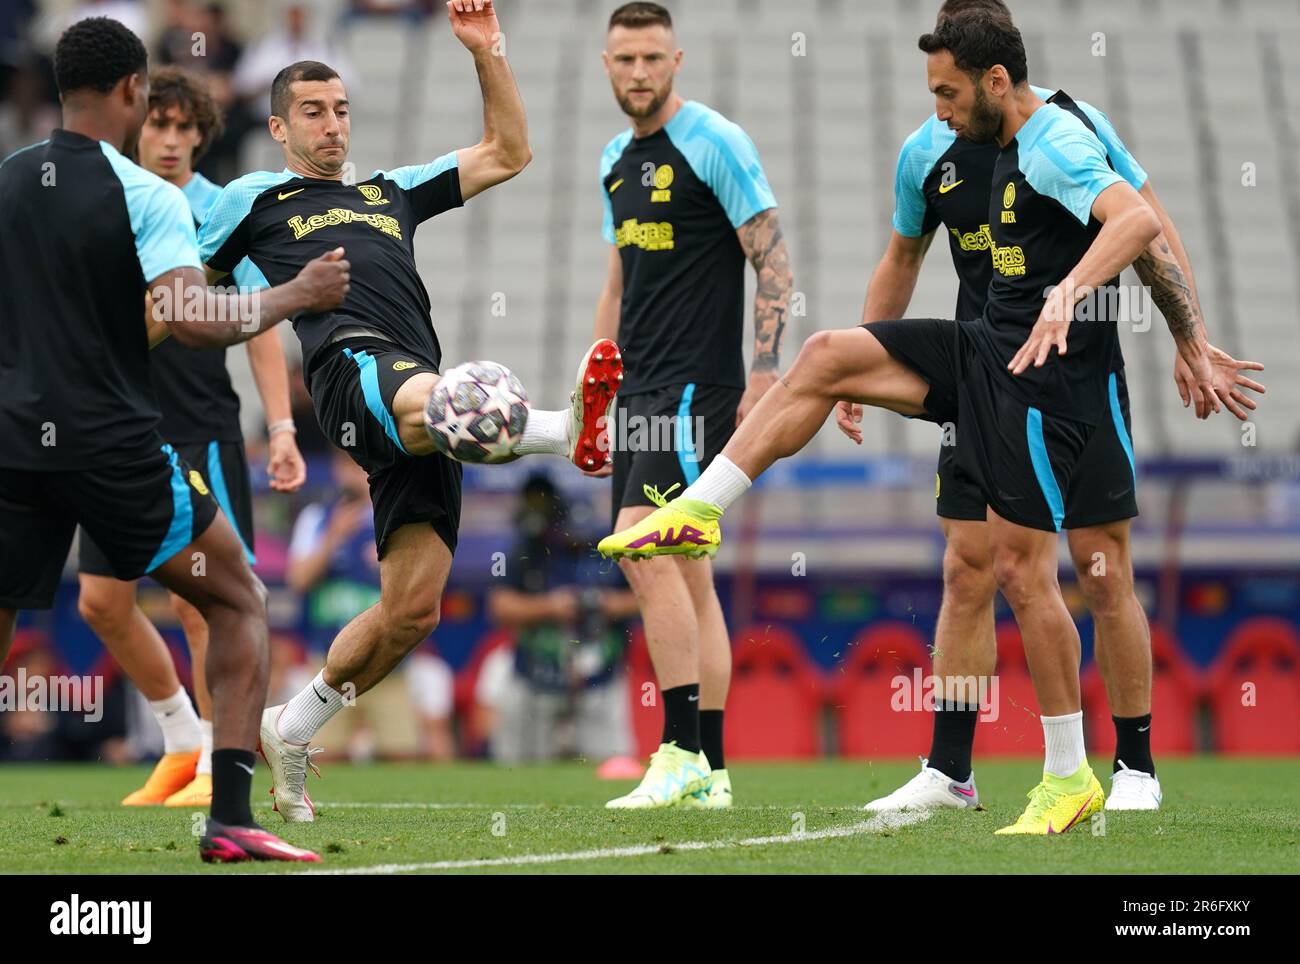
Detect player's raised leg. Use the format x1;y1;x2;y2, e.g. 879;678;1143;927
864;517;993;811
77;573;202;805
599;326;929;558
1068;521;1161;810
260;521;452;820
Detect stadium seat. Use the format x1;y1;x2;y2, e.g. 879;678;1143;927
1207;617;1300;754
727;625;824;759
1082;625;1202;756
972;622;1044;757
833;623;933;758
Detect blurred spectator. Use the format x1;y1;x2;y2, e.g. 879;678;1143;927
0;55;58;160
485;474;639;763
232;3;354;118
287;448;454;761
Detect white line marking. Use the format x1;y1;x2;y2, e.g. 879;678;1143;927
300;802;830;811
292;809;933;874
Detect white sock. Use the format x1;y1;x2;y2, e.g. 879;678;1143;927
681;454;752;511
277;671;347;745
149;688;201;754
1042;710;1086;778
514;407;570;456
196;720;213;776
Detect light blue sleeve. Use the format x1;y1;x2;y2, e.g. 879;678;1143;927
892;133;931;237
1074;100;1148;191
599;131;631;245
667;107;777;228
198;170;294;270
100;143;201;280
1022;122;1125;226
377;151;458;191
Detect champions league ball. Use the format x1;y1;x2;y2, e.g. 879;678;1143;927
423;361;530;464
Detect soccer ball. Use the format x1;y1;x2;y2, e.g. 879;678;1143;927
423;360;530;464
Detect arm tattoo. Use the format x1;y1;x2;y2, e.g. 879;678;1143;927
737;209;793;374
1133;236;1199;342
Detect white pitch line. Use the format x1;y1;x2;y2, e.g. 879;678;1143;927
297;802;835;811
292;809;932;875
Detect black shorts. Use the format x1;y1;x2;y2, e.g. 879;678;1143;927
865;318;1127;533
309;337;462;558
610;382;743;529
935;369;1138;528
79;439;255;577
0;442;218;608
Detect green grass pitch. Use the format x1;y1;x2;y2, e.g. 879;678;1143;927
3;758;1298;874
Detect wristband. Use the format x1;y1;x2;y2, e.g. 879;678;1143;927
268;419;297;437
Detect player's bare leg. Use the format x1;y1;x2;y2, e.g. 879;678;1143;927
605;502;713;809
152;513;316;861
863;519;995;812
261;522;451;821
1069;520;1161;808
600;328;930;559
389;339;624;468
725;328;929;480
77;575;203;804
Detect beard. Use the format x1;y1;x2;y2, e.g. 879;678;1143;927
961;85;1003;143
614;80;671;119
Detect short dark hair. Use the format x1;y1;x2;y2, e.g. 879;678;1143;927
149;67;224;161
918;11;1028;86
54;17;148;96
936;0;1013;27
270;61;341;119
608;2;673;31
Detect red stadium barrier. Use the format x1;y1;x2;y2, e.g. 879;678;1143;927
972;621;1044;756
455;628;514;753
833;623;933;758
1082;625;1201;756
726;625;824;759
1207;617;1300;754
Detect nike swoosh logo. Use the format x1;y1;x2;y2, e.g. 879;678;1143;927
1108;488;1132;500
608;178;623;194
313;685;328;704
1138;725;1150;732
938;179;964;194
278;188;305;200
1047;791;1097;834
235;762;255;776
951;785;976;797
687;694;700;702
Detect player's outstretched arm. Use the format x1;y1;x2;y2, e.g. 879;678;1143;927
448;0;531;201
150;249;350;350
736;209;793;425
1009;181;1160;374
838;229;936;443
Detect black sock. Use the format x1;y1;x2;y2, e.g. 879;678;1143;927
1113;714;1155;775
210;748;256;826
700;709;725;771
927;700;978;782
660;684;701;754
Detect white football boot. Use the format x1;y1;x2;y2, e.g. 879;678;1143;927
258;705;322;822
862;757;979;812
1105;760;1162;810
